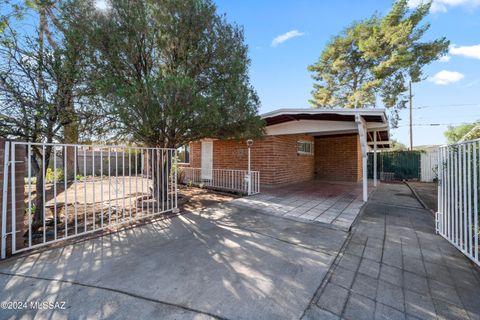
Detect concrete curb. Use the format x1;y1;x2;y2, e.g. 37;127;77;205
404;181;435;216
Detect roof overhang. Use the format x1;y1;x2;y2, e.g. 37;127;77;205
261;108;390;148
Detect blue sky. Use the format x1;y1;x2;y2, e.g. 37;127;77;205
215;0;480;147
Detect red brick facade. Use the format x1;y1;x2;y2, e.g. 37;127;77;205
188;134;315;185
186;132;363;186
314;134;362;182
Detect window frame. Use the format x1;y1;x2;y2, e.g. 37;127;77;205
176;144;190;164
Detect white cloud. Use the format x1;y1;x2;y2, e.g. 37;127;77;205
450;44;480;59
439;55;451;62
408;0;480;13
428;70;465;85
95;0;110;11
271;30;305;47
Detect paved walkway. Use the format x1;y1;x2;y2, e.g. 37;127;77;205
233;180;371;230
304;183;480;320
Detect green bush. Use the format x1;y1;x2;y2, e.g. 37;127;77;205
171;157;185;184
45;168;64;184
25;204;36;216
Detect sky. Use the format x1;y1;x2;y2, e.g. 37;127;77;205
214;0;480;147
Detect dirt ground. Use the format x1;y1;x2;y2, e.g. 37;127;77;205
179;186;238;213
21;180;237;246
407;181;438;212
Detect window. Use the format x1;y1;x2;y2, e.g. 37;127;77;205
297;140;314;155
177;145;190;163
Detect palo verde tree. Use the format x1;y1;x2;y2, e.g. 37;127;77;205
87;0;264;203
308;0;449;126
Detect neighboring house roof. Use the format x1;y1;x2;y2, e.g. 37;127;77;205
261;108;390;146
414;145;440;152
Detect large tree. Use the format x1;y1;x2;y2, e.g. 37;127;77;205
444;121;480;143
0;0;109;227
88;0;264;149
86;0;264;204
308;0;449;125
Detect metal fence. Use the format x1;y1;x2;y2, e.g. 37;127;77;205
43;150;140;176
1;141;178;258
181;167;260;195
368;151;422;181
437;139;479;266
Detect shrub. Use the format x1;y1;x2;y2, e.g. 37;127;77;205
45;168;64;184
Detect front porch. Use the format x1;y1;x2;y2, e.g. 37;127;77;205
233;179;375;230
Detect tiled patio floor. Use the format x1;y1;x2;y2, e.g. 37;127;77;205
233;180;372;230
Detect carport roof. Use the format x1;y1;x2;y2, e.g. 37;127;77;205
261;108;390;147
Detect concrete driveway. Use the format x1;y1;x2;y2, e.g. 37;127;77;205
0;200;348;319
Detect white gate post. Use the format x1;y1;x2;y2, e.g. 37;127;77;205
1;141;10;259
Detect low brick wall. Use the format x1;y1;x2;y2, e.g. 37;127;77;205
0;139;26;256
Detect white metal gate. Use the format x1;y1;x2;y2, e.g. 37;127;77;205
1;141;178;259
436;139;479;266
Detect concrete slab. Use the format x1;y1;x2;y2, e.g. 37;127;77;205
0;201;348;320
233;180;373;230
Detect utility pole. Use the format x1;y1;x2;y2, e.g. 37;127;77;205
409;80;413;150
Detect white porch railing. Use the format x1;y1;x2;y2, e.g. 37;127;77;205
181;167;260;195
437;139;479;266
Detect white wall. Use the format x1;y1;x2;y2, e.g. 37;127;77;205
421;151;438;182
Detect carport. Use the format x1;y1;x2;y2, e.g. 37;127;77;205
262;108;391;201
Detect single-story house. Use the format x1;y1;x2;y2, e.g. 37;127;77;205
182;108;390;201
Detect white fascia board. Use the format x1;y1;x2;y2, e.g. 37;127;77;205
261;108;388;122
366;122;389;130
265;120;357;136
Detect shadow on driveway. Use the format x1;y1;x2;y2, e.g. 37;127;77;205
0;201;349;319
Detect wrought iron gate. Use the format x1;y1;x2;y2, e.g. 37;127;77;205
1;141;178;259
436;139;479;266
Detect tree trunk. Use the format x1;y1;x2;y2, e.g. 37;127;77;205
60;84;79;180
151;149;174;211
63;112;78;180
32;145;52;231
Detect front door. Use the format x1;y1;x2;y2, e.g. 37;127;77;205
201;140;213;180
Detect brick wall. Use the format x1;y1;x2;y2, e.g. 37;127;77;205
314;134;362;182
269;135;315;185
187;134;315;186
0;139;25;256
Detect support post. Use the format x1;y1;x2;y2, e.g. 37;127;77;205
373;131;378;187
246;139;253;195
247;147;251;195
356;115;368;202
409;80;413;150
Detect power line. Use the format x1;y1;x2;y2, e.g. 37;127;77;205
412;103;480;110
397;122;470;127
